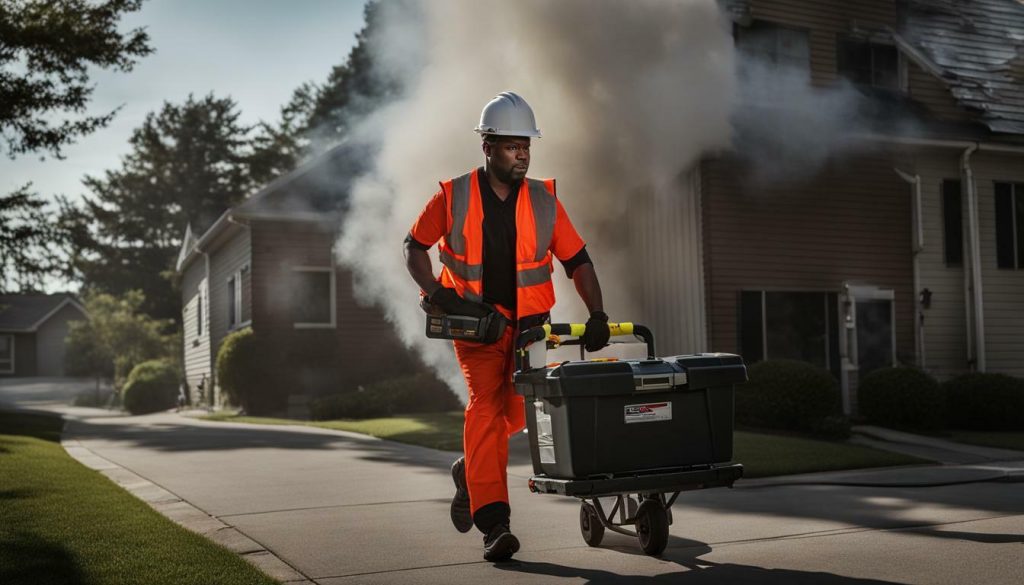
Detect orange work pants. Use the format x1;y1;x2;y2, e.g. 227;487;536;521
454;322;526;516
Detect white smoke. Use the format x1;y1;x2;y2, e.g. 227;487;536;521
334;0;737;397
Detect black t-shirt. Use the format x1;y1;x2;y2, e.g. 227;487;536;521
477;168;519;310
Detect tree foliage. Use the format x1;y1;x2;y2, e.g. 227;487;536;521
0;185;67;292
63;94;264;323
0;0;153;158
65;289;174;388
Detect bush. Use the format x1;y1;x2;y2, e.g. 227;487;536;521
216;328;282;415
736;359;841;434
943;373;1024;430
311;373;461;420
858;367;944;430
122;360;179;415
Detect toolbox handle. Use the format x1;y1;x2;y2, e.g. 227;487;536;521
515;323;656;369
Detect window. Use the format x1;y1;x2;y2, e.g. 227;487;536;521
943;179;963;267
0;334;13;373
837;38;900;91
737;21;811;75
240;265;251;323
995;182;1024;269
196;291;203;337
292;267;335;328
740;291;839;375
227;275;237;327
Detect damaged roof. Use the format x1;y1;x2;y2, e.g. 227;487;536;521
900;0;1024;135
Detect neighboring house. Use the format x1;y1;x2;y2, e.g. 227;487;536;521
642;0;1024;413
0;294;88;377
176;144;419;409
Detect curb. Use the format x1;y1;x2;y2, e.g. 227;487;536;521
61;438;316;585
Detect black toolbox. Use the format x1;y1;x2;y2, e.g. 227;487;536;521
514;353;746;480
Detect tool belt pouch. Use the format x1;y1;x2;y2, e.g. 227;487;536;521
421;298;507;344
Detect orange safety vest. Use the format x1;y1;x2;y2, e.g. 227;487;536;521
437;170;558;319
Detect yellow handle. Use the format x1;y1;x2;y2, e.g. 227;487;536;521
561;322;634;336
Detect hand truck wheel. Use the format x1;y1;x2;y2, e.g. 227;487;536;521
635;498;669;556
579;501;604;547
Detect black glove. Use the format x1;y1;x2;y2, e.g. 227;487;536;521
429;287;492;318
583;311;610;352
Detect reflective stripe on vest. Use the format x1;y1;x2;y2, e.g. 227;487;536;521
439;248;483;281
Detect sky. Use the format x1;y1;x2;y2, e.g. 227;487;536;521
0;0;367;204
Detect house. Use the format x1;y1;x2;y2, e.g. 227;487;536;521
632;0;1024;413
0;293;88;377
176;144;419;409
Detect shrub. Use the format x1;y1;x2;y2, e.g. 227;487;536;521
216;327;282;415
858;367;944;430
122;360;179;415
311;373;461;420
736;359;841;433
943;373;1024;430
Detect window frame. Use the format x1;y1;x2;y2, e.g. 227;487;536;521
942;178;963;267
0;334;14;374
196;280;205;338
995;182;1024;270
836;36;905;93
739;288;839;375
291;265;336;329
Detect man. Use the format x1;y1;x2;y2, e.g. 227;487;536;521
404;91;609;562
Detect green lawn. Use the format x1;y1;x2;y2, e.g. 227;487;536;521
948;431;1024;452
201;412;924;477
0;411;279;585
202;411;465;451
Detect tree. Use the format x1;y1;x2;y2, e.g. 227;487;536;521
65;289;173;389
65;94;261;323
0;0;153;158
0;185;67;292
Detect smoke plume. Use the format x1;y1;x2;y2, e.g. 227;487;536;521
334;0;736;396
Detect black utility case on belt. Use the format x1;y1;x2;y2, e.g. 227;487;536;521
514;354;746;480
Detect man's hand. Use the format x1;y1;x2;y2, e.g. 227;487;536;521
583;311;610;352
430;288;492;318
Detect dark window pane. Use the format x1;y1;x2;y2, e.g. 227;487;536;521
995;182;1015;269
827;293;840;379
240;267;252;323
1016;187;1024;269
838;39;873;85
872;44;899;90
292;271;332;324
765;292;827;368
740;291;764;362
942;179;963;266
856;300;893;375
197;295;203;336
227;277;236;326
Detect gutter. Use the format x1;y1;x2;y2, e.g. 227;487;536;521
893;167;925;369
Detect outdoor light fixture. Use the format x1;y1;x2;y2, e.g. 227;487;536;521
919;288;933;309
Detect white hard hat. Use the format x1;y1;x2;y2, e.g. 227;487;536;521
474;91;542;138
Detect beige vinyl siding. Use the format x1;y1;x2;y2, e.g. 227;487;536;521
748;0;898;86
181;261;211;402
973;153;1024;377
702;153;915;364
208;228;252;405
905;148;970;379
906;61;974;123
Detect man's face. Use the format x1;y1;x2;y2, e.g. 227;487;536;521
484;136;531;184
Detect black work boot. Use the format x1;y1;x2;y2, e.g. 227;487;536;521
450;457;473;533
483;523;520;562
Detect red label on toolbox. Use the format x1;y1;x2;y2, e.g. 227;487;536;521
624;402;672;424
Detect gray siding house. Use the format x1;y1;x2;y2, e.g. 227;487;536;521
0;294;88;377
176;145;418;409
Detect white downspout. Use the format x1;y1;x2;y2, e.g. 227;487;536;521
894;167;925;369
196;244;213;407
961;145;986;372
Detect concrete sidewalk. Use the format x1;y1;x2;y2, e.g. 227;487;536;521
43;408;1024;585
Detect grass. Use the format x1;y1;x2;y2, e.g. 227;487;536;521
0;410;279;585
201;411;465;451
201;411;924;477
947;430;1024;452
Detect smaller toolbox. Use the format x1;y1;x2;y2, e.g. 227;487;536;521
514;351;746;480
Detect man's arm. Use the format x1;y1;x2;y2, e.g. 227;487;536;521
571;262;603;314
404;241;442;297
